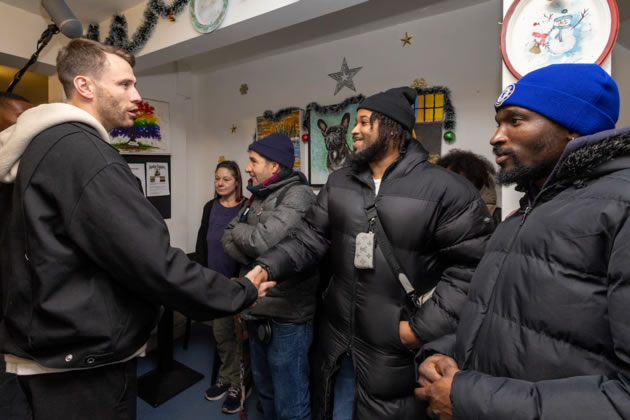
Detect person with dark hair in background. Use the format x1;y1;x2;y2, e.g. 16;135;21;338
437;149;502;224
416;63;630;420
0;92;32;133
0;39;273;420
222;132;319;420
196;160;252;414
252;87;494;419
0;91;33;420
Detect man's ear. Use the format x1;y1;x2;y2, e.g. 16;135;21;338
73;76;95;100
567;130;581;141
271;161;281;175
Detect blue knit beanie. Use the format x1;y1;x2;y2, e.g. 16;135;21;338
494;63;619;135
249;132;295;169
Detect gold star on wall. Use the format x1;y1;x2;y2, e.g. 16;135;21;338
401;32;413;47
231;124;237;133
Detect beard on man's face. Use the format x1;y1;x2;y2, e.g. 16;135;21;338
494;146;558;187
351;134;390;169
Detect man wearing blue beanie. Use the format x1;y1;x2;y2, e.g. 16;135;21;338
222;132;318;419
417;63;630;420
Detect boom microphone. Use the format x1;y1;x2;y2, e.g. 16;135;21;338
41;0;83;39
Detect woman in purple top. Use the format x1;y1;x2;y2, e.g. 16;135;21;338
195;161;250;414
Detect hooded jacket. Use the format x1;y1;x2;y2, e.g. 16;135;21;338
0;104;257;369
257;140;494;419
222;171;319;323
421;126;630;419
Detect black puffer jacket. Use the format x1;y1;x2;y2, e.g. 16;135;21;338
258;140;494;419
0;120;257;370
422;126;630;419
222;172;320;323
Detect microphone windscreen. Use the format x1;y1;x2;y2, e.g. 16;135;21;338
41;0;83;39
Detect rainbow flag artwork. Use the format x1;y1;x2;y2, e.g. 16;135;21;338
110;99;170;154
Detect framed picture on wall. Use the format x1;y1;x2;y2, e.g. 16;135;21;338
500;0;619;79
190;0;229;34
110;99;171;154
305;95;363;187
256;109;303;173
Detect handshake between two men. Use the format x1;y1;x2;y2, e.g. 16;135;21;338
244;265;275;300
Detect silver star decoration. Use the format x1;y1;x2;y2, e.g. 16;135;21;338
328;57;362;95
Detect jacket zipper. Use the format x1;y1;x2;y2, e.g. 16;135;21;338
463;182;559;368
520;205;532;226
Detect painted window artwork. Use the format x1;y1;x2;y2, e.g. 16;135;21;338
413;92;448;164
415;94;444;123
110;99;170;154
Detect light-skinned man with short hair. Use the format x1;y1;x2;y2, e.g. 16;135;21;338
0;38;273;420
254;87;494;419
221;132;319;420
416;63;630;420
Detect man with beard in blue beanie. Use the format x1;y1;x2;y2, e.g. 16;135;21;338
416;63;630;420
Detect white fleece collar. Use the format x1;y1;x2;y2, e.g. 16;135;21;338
0;103;111;183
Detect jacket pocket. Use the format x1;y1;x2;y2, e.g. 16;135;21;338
359;347;415;398
357;301;409;354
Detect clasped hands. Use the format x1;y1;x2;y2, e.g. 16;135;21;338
244;265;275;299
415;353;459;420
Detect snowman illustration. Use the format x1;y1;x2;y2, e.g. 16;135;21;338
546;8;589;56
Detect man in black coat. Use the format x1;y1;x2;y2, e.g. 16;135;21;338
416;63;630;420
254;87;494;419
0;39;274;420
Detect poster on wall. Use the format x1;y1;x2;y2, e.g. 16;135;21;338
413;91;445;164
128;163;147;196
146;162;170;197
110;99;171;154
256;110;302;172
306;96;362;187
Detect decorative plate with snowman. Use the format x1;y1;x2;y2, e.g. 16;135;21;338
190;0;229;34
500;0;619;79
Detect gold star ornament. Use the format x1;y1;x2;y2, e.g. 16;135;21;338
401;32;413;47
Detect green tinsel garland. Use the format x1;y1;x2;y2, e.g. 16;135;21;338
85;0;189;53
415;86;456;131
261;107;303;122
302;94;365;132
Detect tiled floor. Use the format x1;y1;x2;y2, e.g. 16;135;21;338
137;322;264;420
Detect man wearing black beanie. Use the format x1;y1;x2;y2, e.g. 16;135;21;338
253;87;494;419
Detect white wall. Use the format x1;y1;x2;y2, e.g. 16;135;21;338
0;2;64;72
613;43;630;127
135;63;194;250
161;0;630;250
186;0;504;249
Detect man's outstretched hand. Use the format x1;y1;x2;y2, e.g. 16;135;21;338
245;265;275;298
415;354;459;420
